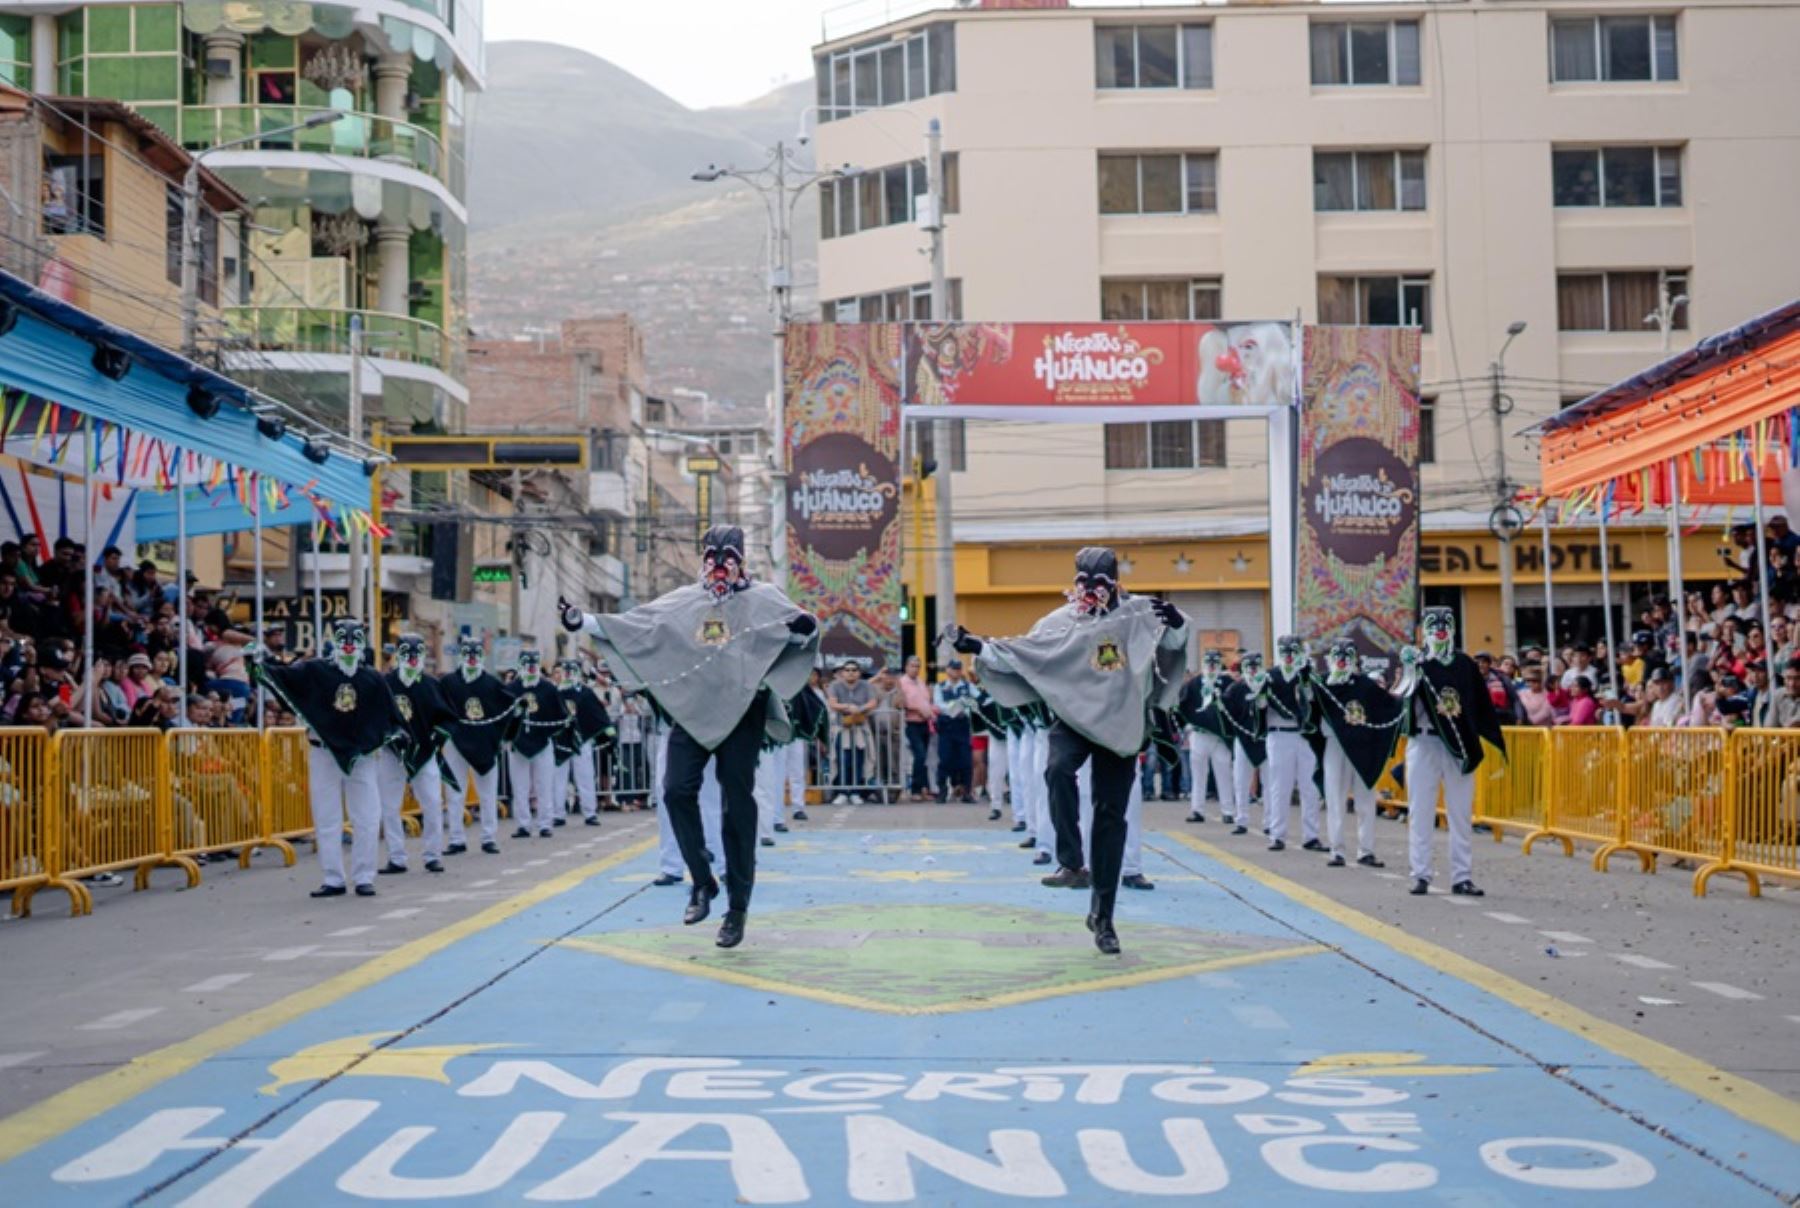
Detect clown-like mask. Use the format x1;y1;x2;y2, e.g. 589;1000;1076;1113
1240;652;1266;689
395;634;427;686
699;525;748;602
519;652;543;687
1201;649;1224;677
1072;571;1117;617
1326;639;1359;684
1275;636;1308;678
459;640;485;680
1422;608;1456;662
330;620;367;678
556;659;581;687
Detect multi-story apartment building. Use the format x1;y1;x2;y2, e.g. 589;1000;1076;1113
0;0;483;638
812;0;1800;654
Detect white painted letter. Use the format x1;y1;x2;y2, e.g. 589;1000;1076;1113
458;1057;736;1100
996;1065;1204;1106
527;1112;807;1204
1480;1138;1655;1190
1236;1114;1324;1136
171;1100;381;1208
55;1109;228;1182
1262;1136;1438;1193
1335;1112;1421;1135
846;1115;1065;1202
1277;1078;1410;1108
783;1073;909;1102
1079;1119;1229;1195
1152;1073;1270;1106
337;1112;564;1199
667;1068;790;1100
902;1072;1019;1103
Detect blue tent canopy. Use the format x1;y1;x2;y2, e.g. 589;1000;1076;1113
0;271;370;512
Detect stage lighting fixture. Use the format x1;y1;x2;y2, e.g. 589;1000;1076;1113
302;438;332;465
256;415;287;441
0;302;19;338
186;385;222;420
91;343;131;381
362;458;380;477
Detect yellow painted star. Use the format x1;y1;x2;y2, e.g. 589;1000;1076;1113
261;1032;509;1095
1294;1051;1495;1079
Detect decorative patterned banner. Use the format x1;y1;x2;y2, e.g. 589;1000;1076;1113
785;323;904;667
1297;327;1422;661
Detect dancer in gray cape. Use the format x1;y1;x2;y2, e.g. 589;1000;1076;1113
947;547;1186;954
560;526;818;947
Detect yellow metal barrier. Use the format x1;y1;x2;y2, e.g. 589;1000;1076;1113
1524;726;1622;858
265;728;313;849
1610;727;1727;875
1699;728;1800;898
1;728;73;917
167;728;292;870
51;729;195;909
1473;726;1549;841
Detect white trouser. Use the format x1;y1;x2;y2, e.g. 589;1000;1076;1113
986;735;1009;813
308;746;380;889
373;748;410;869
1077;761;1143;877
1188;731;1235;820
1233;741;1258;825
373;750;448;865
783;740;806;812
1322;737;1378;860
1030;729;1055;850
507;747;557;834
571;740;598;819
655;729;725;879
1004;732;1028;823
552;759;572;820
1264;731;1321;844
755;748;782;841
440;743;497;843
1406;733;1474;884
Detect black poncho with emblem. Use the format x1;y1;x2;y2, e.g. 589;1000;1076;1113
1312;672;1405;790
439;669;513;775
1402;654;1507;775
254;659;401;774
786;688;828;745
1179;675;1232;742
385;670;457;778
505;677;568;758
1221;678;1267;766
1263;671;1315;734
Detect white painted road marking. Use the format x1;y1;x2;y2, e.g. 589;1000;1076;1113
525;858;550;866
1612;953;1676;971
182;973;252;993
1538;930;1593;944
0;1051;46;1070
1692;981;1764;1002
1484;912;1532;925
326;925;374;938
263;945;319;962
469;879;498;888
80;1008;162;1031
379;908;422;920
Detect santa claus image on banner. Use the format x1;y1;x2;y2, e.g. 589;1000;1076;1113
1197;322;1295;407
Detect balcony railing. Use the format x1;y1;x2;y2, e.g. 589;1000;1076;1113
225;306;448;372
181;105;453;190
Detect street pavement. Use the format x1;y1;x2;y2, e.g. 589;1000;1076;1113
0;797;1795;1204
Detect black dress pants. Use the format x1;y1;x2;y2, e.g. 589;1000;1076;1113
664;697;765;912
1045;720;1136;916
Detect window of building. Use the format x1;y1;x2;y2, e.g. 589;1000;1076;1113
914;417;967;472
1314;150;1427;211
815;22;955;121
1551;146;1682;207
1310;20;1421;86
1098;153;1217;215
164;184;220;306
1095;24;1212;89
822;279;963;323
1100;277;1222;322
1104;421;1227;470
1419;395;1436;464
0;14;30;87
820;154;959;240
1318;275;1432;330
1556;270;1688;332
55;4;182;135
1550;15;1678;82
42;152;105;237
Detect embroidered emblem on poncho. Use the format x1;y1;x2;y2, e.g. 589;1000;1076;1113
1091;637;1126;674
524;695;539;715
1345;701;1368;727
333;684;358;713
465;698;485;722
1435;687;1462;719
396;695;413;722
697;616;730;647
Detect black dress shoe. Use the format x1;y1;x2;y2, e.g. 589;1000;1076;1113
792;808;809;821
425;859;445;873
446;843;467;855
716;911;746;949
1232;824;1248;835
1019;837;1036;849
684;881;720;925
539;829;553;838
1326;854;1346;868
1302;839;1327;852
773;822;789;833
1010;821;1027;833
651;873;682;887
481;840;500;854
1268;839;1286;852
1186;812;1205;824
1410;878;1430;895
1358;854;1385;868
988;807;1001;821
1031;851;1053;866
1452;880;1485;897
512;827;531;839
309;884;346;898
1041;866;1091;889
1093;917;1121;955
354;884;376;897
1122;873;1155;891
760;837;775;847
554;817;566;827
584;816;602;827
378;861;407;875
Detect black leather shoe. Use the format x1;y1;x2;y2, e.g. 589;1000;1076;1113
539;829;553;839
1093;917;1121;955
1410;878;1430;896
1358;854;1386;868
1232;824;1249;835
760;837;775;847
1186;812;1205;824
309;884;346;898
1010;821;1027;832
1268;839;1286;852
554;817;566;827
425;859;445;873
584;816;602;827
773;822;789;833
1018;837;1036;849
716;911;746;948
1326;854;1346;868
1041;866;1091;889
446;843;467;855
684;881;720;925
792;808;809;821
1122;873;1155;891
481;840;500;854
512;827;531;839
1452;880;1485;897
1031;851;1053;866
378;861;407;875
354;884;376;897
1302;839;1326;852
651;873;682;887
988;808;1001;821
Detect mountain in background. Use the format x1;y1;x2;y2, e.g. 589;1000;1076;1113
469;42;817;416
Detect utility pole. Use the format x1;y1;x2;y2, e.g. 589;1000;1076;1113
1490;321;1526;656
769;141;791;590
178;164;201;357
347;313;365;622
924;117;956;658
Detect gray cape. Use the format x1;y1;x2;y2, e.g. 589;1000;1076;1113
589;582;818;750
976;597;1184;757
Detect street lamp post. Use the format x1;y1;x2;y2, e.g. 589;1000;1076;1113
692;146;856;589
1490;320;1527;655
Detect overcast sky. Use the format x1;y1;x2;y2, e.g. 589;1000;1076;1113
484;0;832;110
